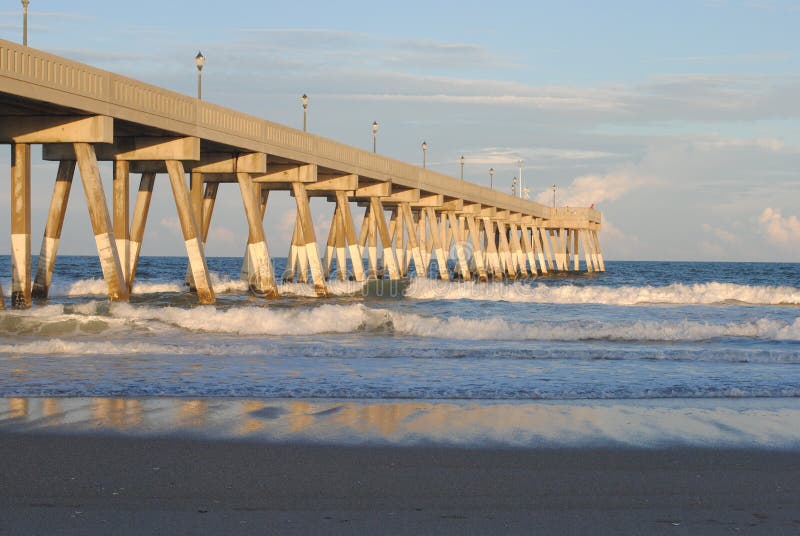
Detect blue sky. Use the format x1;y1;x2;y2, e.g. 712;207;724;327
1;0;799;261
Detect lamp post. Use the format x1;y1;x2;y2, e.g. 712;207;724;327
512;176;517;197
195;51;205;100
422;141;427;168
552;184;557;208
489;167;494;190
372;121;378;153
460;155;465;180
301;94;308;132
517;159;523;198
21;0;29;46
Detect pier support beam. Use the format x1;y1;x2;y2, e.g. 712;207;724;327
239;172;278;298
509;223;528;278
335;191;365;282
334;205;348;280
370;197;400;280
113;161;131;284
425;208;449;280
496;222;515;279
465;215;487;282
292;182;327;296
592;230;606;271
482;218;502;279
446;212;471;281
128;173;155;291
11;143;31;308
580;229;595;272
400;203;425;278
32;160;75;300
73;143;129;302
533;226;549;274
165;160;214;304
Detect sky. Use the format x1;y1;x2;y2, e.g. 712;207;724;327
1;0;799;261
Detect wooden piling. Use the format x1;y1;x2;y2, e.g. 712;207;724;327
165;159;214;304
73;143;130;301
425;208;449;280
465;215;487;282
292;182;327;296
32;160;75;300
335;191;365;282
10;143;31;308
370;197;400;280
238;171;278;298
128;172;155;291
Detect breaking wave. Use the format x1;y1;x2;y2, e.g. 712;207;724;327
405;279;800;306
4;301;795;344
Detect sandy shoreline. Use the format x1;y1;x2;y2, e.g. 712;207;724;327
1;431;799;535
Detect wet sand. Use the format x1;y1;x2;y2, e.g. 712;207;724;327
1;432;799;535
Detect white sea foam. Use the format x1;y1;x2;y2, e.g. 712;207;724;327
107;302;389;336
278;280;365;297
405;279;800;306
388;312;800;342
93;302;800;343
54;278;183;297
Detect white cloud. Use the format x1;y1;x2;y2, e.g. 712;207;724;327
534;172;649;208
693;136;788;152
758;208;800;246
702;223;738;244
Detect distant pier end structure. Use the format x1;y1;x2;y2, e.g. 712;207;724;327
0;39;603;308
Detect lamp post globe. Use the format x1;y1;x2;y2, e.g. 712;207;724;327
372;121;379;153
21;0;30;47
301;94;309;132
195;51;205;100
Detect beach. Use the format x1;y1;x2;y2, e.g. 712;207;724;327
2;431;799;534
1;259;799;533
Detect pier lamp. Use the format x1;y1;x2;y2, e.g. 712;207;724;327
21;0;29;46
518;159;523;197
372;121;379;153
301;94;308;132
512;176;517;197
460;155;465;180
195;51;205;100
422;141;427;168
489;167;494;190
552;184;557;207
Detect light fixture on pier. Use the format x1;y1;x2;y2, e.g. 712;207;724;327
552;184;557;207
21;0;30;46
460;155;465;180
372;121;379;153
518;159;523;198
301;94;309;132
422;141;427;168
195;51;205;100
489;168;494;190
512;176;517;197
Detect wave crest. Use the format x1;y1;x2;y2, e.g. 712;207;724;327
405;279;800;305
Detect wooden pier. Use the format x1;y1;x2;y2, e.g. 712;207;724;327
0;38;603;308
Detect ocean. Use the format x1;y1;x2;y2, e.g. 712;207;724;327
1;257;799;447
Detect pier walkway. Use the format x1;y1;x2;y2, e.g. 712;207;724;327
0;38;603;308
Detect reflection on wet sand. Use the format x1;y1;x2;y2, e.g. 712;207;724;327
178;400;208;428
8;398;28;419
1;397;800;449
92;398;143;429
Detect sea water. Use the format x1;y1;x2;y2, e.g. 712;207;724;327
1;257;799;447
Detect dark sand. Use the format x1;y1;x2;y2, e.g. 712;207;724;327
1;432;799;535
